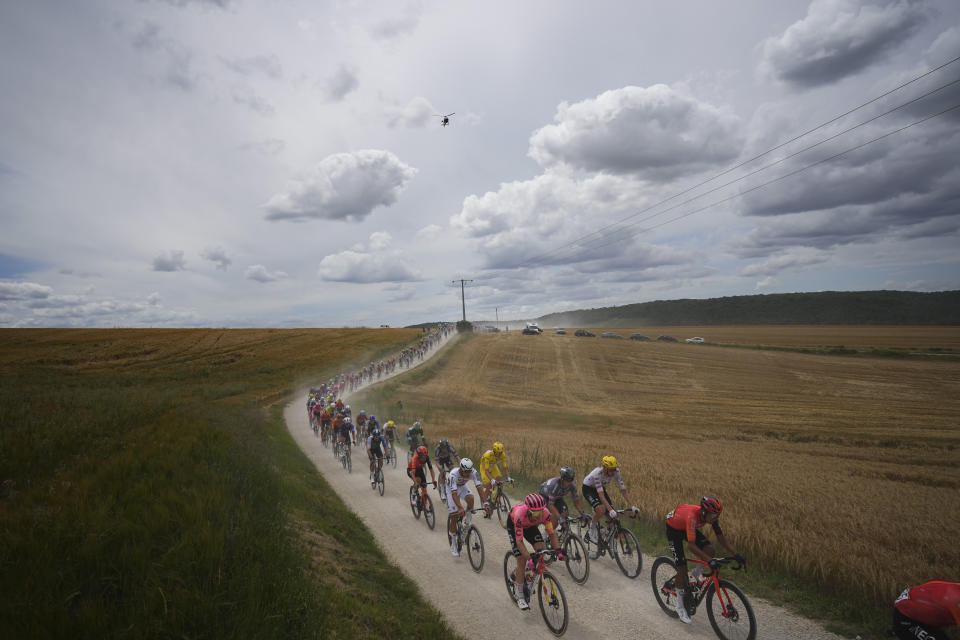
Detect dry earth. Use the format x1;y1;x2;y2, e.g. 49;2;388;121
285;333;847;640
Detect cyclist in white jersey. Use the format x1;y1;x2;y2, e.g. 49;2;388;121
582;456;640;542
445;458;491;557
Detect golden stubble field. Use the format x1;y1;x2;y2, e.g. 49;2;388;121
371;327;960;608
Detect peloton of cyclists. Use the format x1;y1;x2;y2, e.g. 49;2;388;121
445;458;491;557
506;493;562;611
539;466;588;529
665;495;745;624
582;456;640;542
366;428;387;487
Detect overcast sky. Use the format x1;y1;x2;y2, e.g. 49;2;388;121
1;0;959;328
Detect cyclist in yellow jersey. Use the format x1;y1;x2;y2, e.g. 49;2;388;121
479;441;513;496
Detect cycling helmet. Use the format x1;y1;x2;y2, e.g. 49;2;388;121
416;445;428;457
368;415;375;422
358;409;366;415
371;428;380;437
524;493;547;510
559;466;575;481
439;438;449;447
413;421;422;431
459;457;474;472
386;420;394;427
345;405;350;410
493;442;504;455
700;495;723;515
601;456;618;470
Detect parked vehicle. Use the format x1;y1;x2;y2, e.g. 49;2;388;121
574;329;596;337
601;332;624;339
685;337;705;344
629;334;651;341
556;328;566;335
657;335;678;342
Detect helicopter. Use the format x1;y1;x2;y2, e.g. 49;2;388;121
434;112;455;127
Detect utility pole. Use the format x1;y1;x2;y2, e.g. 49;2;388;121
452;279;473;322
495;306;499;330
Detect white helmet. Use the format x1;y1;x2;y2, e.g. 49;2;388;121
459;458;474;472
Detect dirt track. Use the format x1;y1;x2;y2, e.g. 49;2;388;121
285;334;845;639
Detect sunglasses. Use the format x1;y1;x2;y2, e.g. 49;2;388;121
527;508;544;519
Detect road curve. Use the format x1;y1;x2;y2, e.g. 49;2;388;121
285;333;844;640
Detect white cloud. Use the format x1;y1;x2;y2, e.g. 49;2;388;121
528;84;743;179
152;250;186;272
245;264;288;283
317;232;422;283
0;281;53;300
385;96;435;128
758;0;928;88
264;150;417;222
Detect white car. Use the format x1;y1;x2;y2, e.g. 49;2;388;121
685;337;705;344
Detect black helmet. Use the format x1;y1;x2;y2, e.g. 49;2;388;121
559;466;575;481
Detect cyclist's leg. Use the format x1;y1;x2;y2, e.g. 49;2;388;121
892;609;947;640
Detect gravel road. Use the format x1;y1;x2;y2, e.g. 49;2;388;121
285;333;845;640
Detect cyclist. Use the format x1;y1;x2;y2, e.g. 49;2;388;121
479;442;513;500
434;438;459;500
581;456;640;542
665;496;745;625
406;445;437;503
445;458;491;557
356;410;367;432
892;580;960;639
383;420;398;449
539;466;587;529
506;493;561;611
406;421;425;457
366;428;387;487
365;414;380;437
334;414;353;453
320;405;333;440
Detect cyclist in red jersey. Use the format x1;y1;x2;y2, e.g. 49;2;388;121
506;493;561;611
665;496;745;625
406;445;436;497
893;580;960;639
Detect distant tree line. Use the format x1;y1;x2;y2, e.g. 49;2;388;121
534;290;960;327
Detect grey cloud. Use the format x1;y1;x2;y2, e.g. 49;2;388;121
528;85;743;179
232;87;275;115
221;54;282;79
201;246;231;270
740;252;830;277
758;0;928;88
131;21;198;91
264;150;417;222
383;284;416;302
245;264;288;283
0;281;53;300
155;0;232;8
370;5;422;40
320;65;359;103
152;250;186;271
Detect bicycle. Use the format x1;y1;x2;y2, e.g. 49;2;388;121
338;441;352;473
385;439;398;468
371;460;385;496
311;417;319;437
554;513;590;585
576;509;642;578
487;478;513;529
320;424;331;448
650;556;756;640
502;548;568;637
408;482;436;530
448;508;485;572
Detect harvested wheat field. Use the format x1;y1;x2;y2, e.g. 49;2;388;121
359;327;960;611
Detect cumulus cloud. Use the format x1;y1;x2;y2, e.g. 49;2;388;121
0;281;53;301
245;264;288;283
758;0;928;88
264;150;417;222
528;84;743;180
152;250;186;272
385;96;435;128
317;232;422;283
201;246;231;270
319;65;359;102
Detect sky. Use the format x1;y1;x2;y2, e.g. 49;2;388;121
1;0;959;328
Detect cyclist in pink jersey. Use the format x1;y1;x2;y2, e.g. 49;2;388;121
505;493;561;610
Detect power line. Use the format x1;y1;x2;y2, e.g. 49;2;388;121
562;102;960;260
517;54;960;269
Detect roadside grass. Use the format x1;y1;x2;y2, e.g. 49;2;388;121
349;329;960;640
0;328;461;639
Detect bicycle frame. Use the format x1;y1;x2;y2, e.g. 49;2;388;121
666;557;743;616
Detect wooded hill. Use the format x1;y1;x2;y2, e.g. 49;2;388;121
532;290;960;327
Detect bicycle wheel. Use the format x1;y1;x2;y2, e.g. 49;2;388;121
345;449;352;473
577;519;603;560
466;525;485;573
706;579;757;640
409;486;421;520
390;446;398;468
537;571;568;637
561;533;590;585
375;468;385;496
650;556;680;618
341;448;347;470
502;552;518;602
424;494;436;530
612;526;642;578
495;492;511;529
